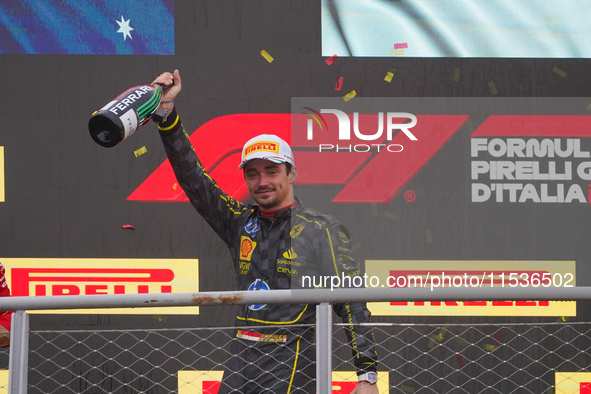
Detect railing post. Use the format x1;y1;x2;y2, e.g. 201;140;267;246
9;311;29;394
316;303;332;394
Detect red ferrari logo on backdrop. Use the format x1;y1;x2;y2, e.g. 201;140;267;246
128;113;468;203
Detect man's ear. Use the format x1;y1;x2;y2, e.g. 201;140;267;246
290;166;298;183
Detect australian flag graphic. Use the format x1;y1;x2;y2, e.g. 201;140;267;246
0;0;174;54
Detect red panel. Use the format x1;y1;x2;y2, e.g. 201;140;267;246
331;381;358;394
294;151;371;184
332;115;467;202
202;381;221;394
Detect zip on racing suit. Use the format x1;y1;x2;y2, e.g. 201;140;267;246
158;108;378;393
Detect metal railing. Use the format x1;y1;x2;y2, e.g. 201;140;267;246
1;287;591;393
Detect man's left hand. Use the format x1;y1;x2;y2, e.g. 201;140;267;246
350;381;379;394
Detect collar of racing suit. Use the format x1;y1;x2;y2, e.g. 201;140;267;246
253;196;303;220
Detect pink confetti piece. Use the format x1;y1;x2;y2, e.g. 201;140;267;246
456;354;465;368
325;54;338;65
122;224;135;230
335;76;343;91
394;43;408;49
492;330;501;346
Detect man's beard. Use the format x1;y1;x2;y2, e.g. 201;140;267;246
253;188;279;209
257;197;279;209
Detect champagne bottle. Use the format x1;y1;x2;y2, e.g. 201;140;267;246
88;83;169;148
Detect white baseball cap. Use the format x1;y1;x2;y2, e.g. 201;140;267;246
238;134;294;169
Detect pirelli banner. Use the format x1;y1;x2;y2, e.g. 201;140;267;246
365;260;576;317
2;258;199;314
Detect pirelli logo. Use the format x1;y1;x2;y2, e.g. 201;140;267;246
11;268;174;296
243;141;279;157
3;258;199;315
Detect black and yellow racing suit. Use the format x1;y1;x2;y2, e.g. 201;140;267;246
158;108;378;393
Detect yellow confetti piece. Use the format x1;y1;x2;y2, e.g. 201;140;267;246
370;204;378;217
427;338;436;349
432;328;448;343
453;67;461;82
453;336;469;348
343;90;357;102
390;49;404;55
586;103;591;111
425;229;433;244
260;49;274;63
488;81;498;95
134;146;147;157
484;344;497;351
383;211;399;221
172;183;178;190
400;384;416;393
552;66;567;78
384;71;394;83
351;242;362;253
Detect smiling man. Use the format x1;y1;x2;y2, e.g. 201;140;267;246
153;70;378;394
240;135;297;212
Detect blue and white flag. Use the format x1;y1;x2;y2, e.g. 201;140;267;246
0;0;174;55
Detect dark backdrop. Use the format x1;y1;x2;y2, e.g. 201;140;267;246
2;1;591;391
